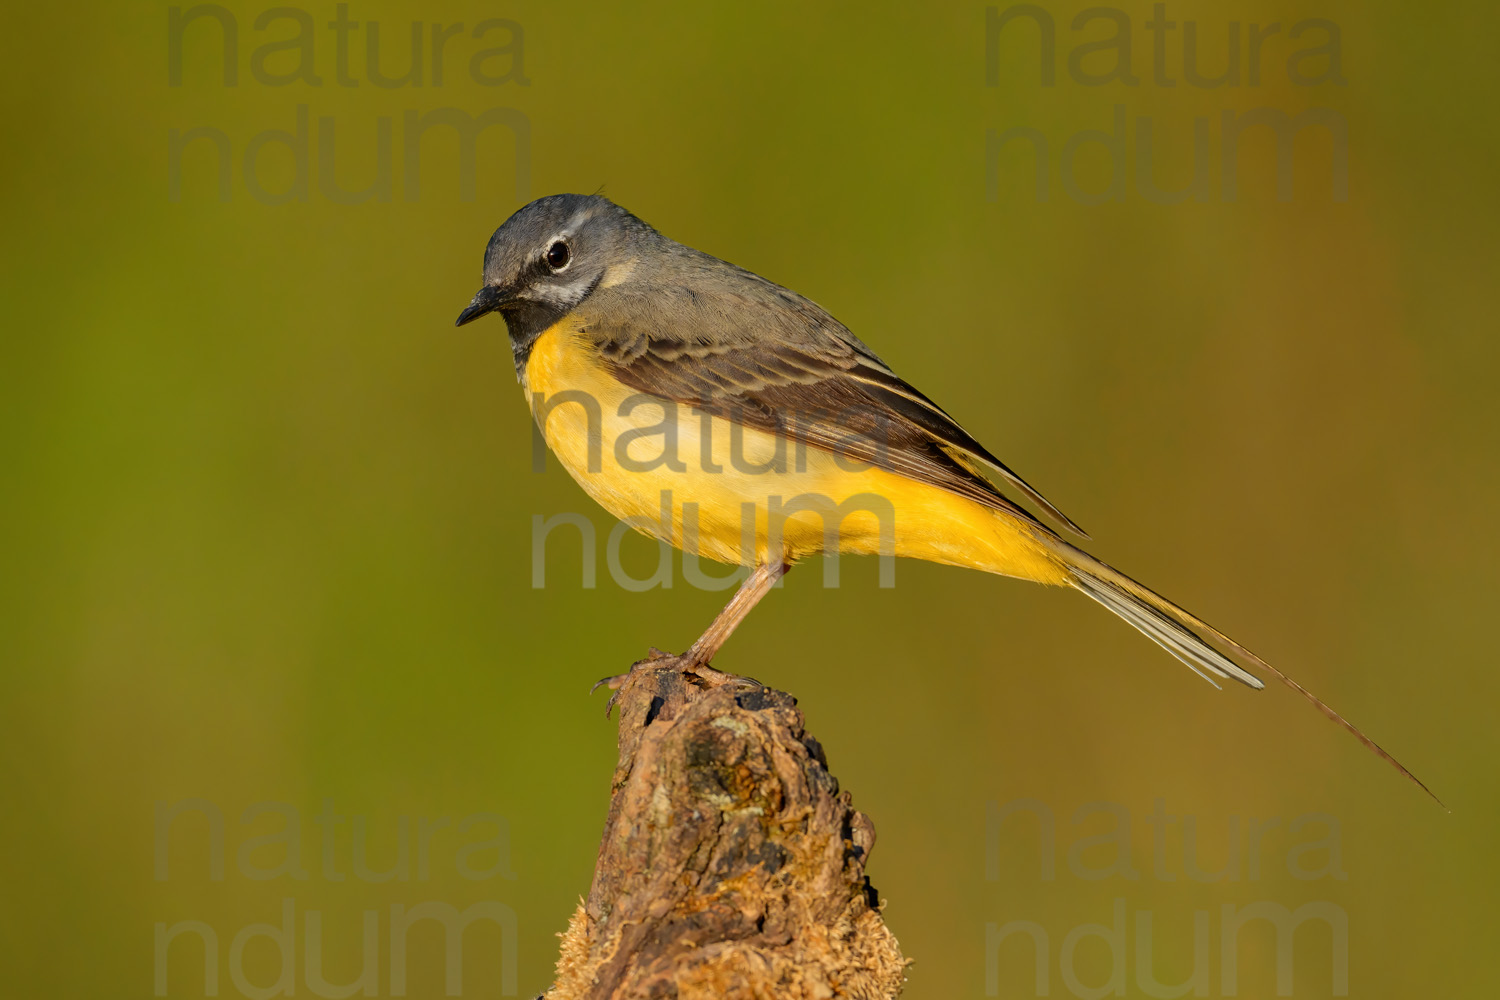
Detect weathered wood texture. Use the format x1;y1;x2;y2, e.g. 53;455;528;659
544;663;907;999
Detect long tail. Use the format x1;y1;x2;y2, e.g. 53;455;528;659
1055;541;1443;807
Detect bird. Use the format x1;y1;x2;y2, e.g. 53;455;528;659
455;192;1435;802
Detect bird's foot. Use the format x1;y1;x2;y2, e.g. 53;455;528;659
590;647;763;718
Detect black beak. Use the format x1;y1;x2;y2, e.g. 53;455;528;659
455;285;511;327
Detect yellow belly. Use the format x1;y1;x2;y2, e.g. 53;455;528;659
521;321;1069;585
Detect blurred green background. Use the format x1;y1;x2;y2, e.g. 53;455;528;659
2;1;1497;997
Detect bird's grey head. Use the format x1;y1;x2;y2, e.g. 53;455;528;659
454;194;649;335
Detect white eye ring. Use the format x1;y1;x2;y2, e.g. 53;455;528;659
544;240;571;272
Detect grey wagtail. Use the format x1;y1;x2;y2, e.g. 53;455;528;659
455;193;1435;802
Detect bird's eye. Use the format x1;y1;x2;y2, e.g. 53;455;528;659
545;240;571;270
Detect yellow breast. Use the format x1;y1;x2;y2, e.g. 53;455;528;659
520;320;1068;585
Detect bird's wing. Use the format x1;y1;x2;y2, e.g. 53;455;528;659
579;277;1087;538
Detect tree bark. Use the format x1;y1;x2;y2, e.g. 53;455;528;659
542;662;907;999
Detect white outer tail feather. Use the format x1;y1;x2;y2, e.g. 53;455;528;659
1070;571;1263;690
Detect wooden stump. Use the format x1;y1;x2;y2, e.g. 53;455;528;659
542;663;907;999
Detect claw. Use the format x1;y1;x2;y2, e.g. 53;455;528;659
590;649;767;719
590;670;634;719
589;674;625;696
589;652;677;718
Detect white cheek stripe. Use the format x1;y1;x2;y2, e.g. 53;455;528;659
528;279;591;308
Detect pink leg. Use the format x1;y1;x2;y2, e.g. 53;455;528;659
592;562;791;710
685;561;790;666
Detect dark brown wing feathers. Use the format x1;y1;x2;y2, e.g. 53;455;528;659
579;271;1086;539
